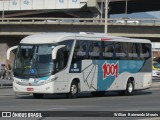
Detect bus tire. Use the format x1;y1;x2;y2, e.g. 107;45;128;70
67;81;78;98
33;93;44;99
125;80;134;96
91;91;106;97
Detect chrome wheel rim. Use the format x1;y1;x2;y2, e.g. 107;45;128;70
71;85;77;94
128;83;133;93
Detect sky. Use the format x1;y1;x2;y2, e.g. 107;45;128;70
147;11;160;18
110;11;159;19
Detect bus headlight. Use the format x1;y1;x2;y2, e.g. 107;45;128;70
39;76;58;85
14;79;21;84
14;79;18;84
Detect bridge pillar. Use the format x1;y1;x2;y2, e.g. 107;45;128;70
0;36;21;66
153;51;160;58
0;43;8;65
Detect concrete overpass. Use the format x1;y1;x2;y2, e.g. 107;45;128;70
0;17;160;64
1;0;160;18
1;0;160;65
0;18;160;39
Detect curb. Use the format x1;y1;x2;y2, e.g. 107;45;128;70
0;83;13;88
151;83;160;88
0;80;13;88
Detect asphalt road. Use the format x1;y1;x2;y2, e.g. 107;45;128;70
0;87;160;120
0;87;159;111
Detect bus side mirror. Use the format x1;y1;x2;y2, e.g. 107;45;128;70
52;45;66;60
7;45;18;60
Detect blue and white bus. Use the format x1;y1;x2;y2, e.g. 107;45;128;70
7;32;152;98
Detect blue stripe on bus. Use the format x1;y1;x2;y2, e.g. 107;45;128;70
39;76;49;81
97;60;144;91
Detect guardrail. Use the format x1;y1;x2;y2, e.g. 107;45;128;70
0;79;13;88
0;18;160;26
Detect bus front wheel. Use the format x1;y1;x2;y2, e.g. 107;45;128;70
67;82;78;98
33;93;44;99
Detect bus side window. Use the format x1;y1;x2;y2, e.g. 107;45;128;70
120;43;127;59
102;42;114;60
115;43;119;60
77;45;87;58
115;42;128;60
141;43;151;59
137;43;141;59
115;43;122;60
88;41;101;59
72;40;88;64
128;43;138;60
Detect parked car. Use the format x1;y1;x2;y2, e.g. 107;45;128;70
115;17;139;24
46;20;63;22
152;61;160;79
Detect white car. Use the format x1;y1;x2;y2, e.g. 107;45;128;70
152;70;160;79
41;20;63;23
152;61;160;79
115;17;139;24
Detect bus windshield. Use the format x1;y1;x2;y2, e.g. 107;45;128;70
13;44;55;78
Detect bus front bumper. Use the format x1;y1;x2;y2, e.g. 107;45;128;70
13;81;55;94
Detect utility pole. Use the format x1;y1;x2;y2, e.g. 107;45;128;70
1;0;10;22
2;1;4;22
100;0;104;23
104;0;108;34
125;0;128;17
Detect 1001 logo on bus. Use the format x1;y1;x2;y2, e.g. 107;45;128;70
102;62;119;80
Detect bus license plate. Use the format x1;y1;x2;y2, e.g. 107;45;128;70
27;88;34;91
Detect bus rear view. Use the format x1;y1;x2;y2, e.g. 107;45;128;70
7;32;152;99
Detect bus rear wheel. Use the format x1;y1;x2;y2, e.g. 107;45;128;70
33;93;44;99
119;80;134;96
67;82;78;98
126;80;134;95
